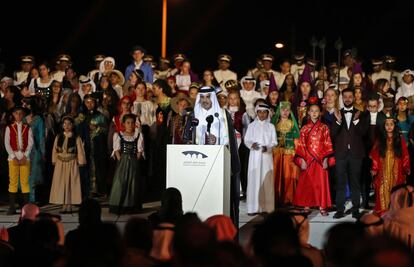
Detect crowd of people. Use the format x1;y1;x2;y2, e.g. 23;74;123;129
1;46;414;220
0;187;413;267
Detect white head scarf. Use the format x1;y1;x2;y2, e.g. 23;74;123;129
99;57;116;74
194;86;228;145
78;75;96;100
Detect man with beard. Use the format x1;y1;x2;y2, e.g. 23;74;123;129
331;88;369;219
183;86;241;228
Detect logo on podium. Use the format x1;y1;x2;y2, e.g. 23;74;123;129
182;151;208;166
182;151;208;159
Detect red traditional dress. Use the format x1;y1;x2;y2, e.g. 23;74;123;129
293;119;334;209
370;137;410;216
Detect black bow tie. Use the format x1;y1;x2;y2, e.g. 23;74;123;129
344;110;353;114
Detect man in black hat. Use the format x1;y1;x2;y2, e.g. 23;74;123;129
125;45;153;84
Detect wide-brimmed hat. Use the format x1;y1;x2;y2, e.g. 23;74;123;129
106;69;125;85
170;93;193;114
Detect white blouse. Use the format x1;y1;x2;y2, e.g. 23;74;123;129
112;129;144;158
132;100;156;126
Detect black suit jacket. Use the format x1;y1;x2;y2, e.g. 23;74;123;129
364;111;387;151
330;108;369;159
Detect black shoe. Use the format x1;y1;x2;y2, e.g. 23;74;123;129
352;210;361;219
333;211;345;219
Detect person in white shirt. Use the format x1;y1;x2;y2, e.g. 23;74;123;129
214;54;237;90
291;53;306;85
4;106;34;215
244;103;277;215
274;59;291;89
13;55;34;86
370;59;394;88
51;54;72;82
395;69;414;113
239;76;262;119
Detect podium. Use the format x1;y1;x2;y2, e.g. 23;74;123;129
166;145;231;220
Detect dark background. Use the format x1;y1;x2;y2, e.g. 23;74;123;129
0;0;412;78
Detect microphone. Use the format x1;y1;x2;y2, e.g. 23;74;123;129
214;112;220;145
191;117;199;144
206;115;214;133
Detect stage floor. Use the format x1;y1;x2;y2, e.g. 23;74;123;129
0;199;358;249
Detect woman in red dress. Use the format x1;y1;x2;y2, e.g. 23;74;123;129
370;118;410;216
293;97;334;215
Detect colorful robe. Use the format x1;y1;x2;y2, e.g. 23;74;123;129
272;118;300;206
370;137;410;215
293;119;334;209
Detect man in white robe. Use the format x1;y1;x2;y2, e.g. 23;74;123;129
193;86;228;145
244;104;277;214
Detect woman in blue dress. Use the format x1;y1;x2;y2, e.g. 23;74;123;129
22;96;45;202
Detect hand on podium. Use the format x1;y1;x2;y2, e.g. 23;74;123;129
205;133;217;145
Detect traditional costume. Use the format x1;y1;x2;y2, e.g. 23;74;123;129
244;104;277;214
49;129;86;206
293;115;334;210
370;133;410;215
4;106;34;214
271;101;300;206
109;128;144;214
214;54;237;90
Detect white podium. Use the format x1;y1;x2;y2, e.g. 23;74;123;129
166;145;231;220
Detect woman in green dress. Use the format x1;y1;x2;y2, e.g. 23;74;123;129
109;113;144;214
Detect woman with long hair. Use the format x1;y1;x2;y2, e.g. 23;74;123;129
395;97;414;143
370;118;410;215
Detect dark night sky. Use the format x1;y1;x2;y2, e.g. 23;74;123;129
1;0;413;78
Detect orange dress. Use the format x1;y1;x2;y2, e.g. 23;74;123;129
370;137;410;215
273;119;299;206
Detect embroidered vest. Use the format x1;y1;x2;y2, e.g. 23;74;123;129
9;123;29;151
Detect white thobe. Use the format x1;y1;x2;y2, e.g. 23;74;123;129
244;119;277;213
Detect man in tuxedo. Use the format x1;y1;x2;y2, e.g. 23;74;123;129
331;88;369;219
